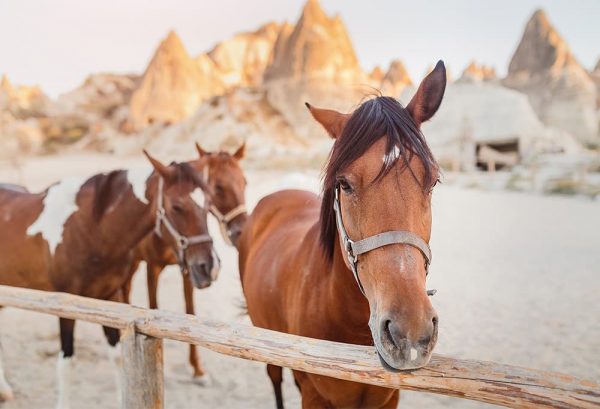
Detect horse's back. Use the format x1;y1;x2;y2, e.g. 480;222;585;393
239;189;321;332
0;187;52;290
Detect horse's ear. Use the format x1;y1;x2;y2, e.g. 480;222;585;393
195;142;208;158
143;150;174;181
233;142;245;160
305;102;350;139
406;60;446;126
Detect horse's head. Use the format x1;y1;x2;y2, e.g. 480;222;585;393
144;151;220;289
194;143;248;247
309;61;446;370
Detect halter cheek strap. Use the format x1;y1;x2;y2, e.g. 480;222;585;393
333;185;436;297
154;177;213;272
200;164;247;247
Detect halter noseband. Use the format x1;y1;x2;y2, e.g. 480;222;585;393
333;184;436;297
154;177;212;272
209;204;247;246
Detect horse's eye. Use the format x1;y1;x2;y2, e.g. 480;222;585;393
172;204;184;213
337;178;353;194
429;178;441;194
215;185;225;196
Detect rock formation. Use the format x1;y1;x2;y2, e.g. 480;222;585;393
0;74;51;118
369;66;384;84
129;31;225;130
264;0;364;84
406;82;580;170
591;59;600;107
380;60;412;97
206;22;281;88
504;9;598;143
457;62;497;83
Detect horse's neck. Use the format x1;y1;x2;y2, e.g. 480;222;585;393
93;172;156;252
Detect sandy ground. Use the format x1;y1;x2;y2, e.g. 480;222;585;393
0;153;599;409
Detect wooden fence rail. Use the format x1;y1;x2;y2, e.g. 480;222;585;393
0;285;598;409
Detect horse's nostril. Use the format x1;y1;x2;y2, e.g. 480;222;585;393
382;319;402;349
418;335;431;347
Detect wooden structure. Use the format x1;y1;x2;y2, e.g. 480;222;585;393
0;285;598;408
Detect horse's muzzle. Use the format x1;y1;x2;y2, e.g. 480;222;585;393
370;313;438;371
189;261;214;289
188;248;220;289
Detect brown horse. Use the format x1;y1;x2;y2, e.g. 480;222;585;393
123;143;247;381
0;152;217;408
238;62;446;408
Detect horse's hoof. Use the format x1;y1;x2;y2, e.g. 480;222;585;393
0;385;14;401
192;372;212;387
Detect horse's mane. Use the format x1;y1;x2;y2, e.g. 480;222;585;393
90;170;129;222
91;162;209;222
171;162;209;191
319;96;439;261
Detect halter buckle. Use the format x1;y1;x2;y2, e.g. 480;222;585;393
178;236;189;250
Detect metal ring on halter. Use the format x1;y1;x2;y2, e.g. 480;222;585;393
333;183;436;298
178;236;189;249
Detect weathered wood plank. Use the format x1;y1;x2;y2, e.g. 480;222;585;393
0;285;598;408
121;324;163;409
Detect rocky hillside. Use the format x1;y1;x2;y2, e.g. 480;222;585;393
1;1;598;189
264;0;364;83
207;22;281;88
128;31;226;130
457;62;497;83
504;9;598;145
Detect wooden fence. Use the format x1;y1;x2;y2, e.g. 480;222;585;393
0;285;598;409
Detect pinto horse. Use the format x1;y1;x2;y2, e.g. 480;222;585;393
0;152;218;408
123;142;247;380
238;62;446;408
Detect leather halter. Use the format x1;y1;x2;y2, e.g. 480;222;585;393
154;177;212;272
200;164;247;246
209;204;247;246
333;184;436;297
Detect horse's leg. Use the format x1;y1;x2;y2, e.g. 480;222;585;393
147;262;161;310
381;390;400;408
122;257;141;305
266;364;284;409
57;318;76;409
293;371;329;409
0;337;14;401
103;289;124;406
183;274;207;382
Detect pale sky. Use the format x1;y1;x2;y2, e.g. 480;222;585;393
1;0;598;97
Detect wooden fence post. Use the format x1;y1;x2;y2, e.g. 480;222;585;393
120;323;164;409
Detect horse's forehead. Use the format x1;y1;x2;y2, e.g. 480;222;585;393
347;138;427;187
210;157;243;182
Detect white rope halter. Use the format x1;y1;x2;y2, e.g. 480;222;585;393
154;177;212;271
200;164;247;246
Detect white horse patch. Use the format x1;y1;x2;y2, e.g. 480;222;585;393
127;167;154;204
27;177;83;255
383;145;401;164
191;188;206;208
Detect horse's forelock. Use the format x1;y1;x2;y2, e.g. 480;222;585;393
319;96;438;261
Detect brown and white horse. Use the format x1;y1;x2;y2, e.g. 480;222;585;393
238;62;446;408
123;143;247;381
0;152;218;408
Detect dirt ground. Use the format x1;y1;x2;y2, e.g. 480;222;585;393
0;154;599;408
